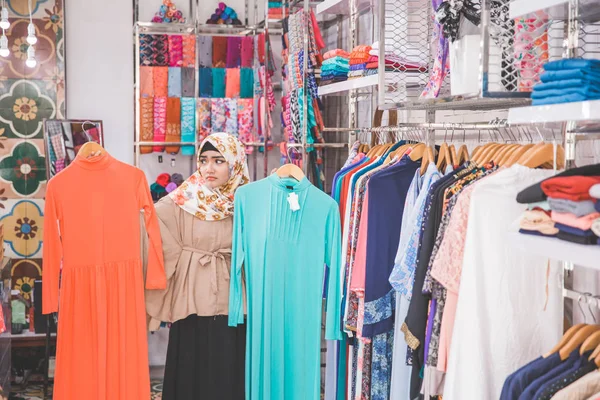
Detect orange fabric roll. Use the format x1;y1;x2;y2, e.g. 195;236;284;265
182;35;196;68
139;97;154;154
212;37;228;68
153;67;168;97
165;97;181;154
226;68;241;98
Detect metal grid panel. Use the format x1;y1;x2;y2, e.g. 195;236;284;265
379;0;567;110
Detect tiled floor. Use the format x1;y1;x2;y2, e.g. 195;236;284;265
9;380;163;400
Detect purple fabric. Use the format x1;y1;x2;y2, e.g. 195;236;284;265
241;36;254;67
226;37;242;68
421;0;449;98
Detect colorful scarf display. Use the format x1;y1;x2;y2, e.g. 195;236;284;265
140;97;154;154
165;97;181;154
199;67;213;97
211;98;227;132
213;36;228;67
182;67;195;97
226;36;242;68
212;68;226;97
168;67;182;97
241;36;254;67
169;132;250;221
198;36;212;67
168;35;183;67
197;98;212;141
182;35;196;68
226;68;241;98
181;97;196;156
237;98;254;150
153;34;169;66
153;96;167;152
225;98;238;135
240;68;254;98
153;66;168;97
140;66;154;97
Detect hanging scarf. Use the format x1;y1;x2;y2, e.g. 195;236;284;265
169;132;250;221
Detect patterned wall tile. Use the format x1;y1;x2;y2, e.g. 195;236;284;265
0;139;47;198
0;199;44;259
7;0;51;19
11;258;42;300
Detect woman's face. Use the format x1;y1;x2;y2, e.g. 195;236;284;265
199;150;230;189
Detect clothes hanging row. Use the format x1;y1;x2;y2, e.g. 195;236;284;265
327;134;569;400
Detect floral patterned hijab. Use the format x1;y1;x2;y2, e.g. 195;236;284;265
169;132;250;221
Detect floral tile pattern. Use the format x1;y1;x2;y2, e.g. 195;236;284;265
0;0;64;261
11;258;42;300
0;139;47;198
0;199;44;259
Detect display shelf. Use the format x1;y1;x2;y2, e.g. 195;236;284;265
136;22;195;34
508;100;600;124
316;0;371;15
509;0;600;21
318;75;378;95
380;96;531;111
509;232;600;271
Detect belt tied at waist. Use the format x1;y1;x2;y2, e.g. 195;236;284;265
182;247;231;295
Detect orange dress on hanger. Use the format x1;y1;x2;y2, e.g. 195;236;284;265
42;152;166;400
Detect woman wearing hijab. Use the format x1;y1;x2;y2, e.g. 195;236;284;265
145;132;250;400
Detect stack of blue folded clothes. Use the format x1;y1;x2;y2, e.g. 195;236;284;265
532;59;600;106
321;53;349;86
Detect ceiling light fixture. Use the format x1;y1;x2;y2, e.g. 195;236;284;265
25;45;36;68
26;0;36;45
0;3;9;31
0;30;8;58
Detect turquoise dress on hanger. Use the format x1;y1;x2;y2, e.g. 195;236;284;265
229;174;343;400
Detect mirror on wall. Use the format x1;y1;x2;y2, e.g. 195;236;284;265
43;119;104;178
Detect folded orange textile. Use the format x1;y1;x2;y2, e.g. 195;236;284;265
324;49;350;60
551;210;600;231
541;176;600;201
140;67;154;97
226;68;241;98
165;97;181;155
153;66;168;97
139;97;154;154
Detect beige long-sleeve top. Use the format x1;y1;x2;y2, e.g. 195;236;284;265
145;196;243;329
552;369;600;400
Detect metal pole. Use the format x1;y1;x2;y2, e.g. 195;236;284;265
134;23;141;167
302;0;309;176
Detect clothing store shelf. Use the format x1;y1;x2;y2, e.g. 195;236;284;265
508;100;600;124
315;0;371;15
510;232;600;271
378;96;531;111
509;0;600;22
317;75;378;95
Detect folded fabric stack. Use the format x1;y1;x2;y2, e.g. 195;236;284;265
348;45;371;79
206;2;242;25
532;58;600;106
367;41;428;74
321;49;349;86
268;1;287;19
544;177;600;244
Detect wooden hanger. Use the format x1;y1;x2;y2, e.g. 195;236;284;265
436;142;450;171
495;144;519;166
519;143;565;169
409;143;426;161
384;143;409;164
420;146;435;175
449;145;458;167
544;323;586;358
471;145;483;160
559;325;600;361
276;163;305;181
473;143;498;165
78;141;105;159
504;143;535;167
580;330;600;355
457;144;469;164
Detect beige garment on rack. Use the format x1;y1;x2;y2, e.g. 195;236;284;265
552;369;600;400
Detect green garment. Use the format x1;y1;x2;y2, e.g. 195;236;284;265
229;174;343;400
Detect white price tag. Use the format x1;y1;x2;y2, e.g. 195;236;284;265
287;192;300;211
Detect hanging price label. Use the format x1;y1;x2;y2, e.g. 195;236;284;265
287;192;300;211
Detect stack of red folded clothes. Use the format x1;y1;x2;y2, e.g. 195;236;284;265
348;45;371;79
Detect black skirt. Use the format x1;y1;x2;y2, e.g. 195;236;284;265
162;315;246;400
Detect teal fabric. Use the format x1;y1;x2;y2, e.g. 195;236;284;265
229;175;343;400
180;97;196;156
212;68;226;98
240;68;254;98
